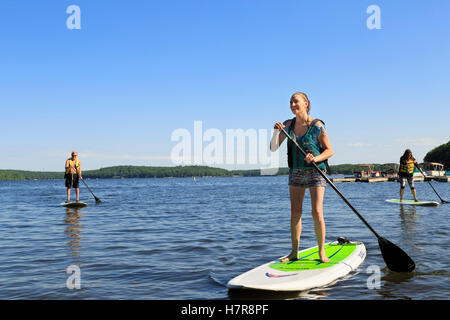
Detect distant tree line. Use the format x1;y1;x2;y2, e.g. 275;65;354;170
0;166;233;180
328;163;399;175
0;170;61;181
0;163;409;180
83;166;232;178
2;140;449;181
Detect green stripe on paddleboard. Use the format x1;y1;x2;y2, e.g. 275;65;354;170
269;243;357;271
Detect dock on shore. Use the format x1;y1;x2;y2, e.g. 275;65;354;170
331;177;357;183
433;176;450;182
331;177;390;183
359;177;389;183
331;175;449;183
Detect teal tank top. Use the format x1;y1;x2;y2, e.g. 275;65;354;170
285;118;327;170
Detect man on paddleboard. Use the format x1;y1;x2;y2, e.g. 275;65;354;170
65;151;83;203
398;149;419;202
270;92;334;263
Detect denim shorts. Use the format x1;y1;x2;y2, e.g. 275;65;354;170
289;168;326;188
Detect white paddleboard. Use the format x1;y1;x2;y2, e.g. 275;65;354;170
227;240;366;292
61;201;88;208
385;199;439;206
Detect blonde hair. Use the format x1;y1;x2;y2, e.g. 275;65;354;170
290;92;311;114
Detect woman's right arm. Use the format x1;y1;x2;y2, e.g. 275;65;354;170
270;121;290;152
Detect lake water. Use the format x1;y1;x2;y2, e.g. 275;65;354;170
0;176;448;300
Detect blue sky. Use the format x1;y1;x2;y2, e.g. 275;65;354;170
0;0;449;171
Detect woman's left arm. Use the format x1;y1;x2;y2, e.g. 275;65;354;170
314;124;334;163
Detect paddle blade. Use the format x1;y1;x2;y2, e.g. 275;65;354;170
378;237;415;272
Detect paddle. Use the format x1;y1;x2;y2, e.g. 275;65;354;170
279;127;416;272
81;178;101;203
414;163;449;204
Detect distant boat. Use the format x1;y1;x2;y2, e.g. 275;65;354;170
420;162;445;177
353;164;381;178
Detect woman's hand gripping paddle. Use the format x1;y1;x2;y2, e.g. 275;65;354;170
279;127;416;272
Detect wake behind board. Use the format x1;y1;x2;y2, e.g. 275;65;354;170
227;240;366;292
386;199;439;206
61;201;88;208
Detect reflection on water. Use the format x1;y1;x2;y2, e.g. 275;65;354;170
64;207;83;264
398;205;420;256
399;205;418;236
373;269;416;300
399;205;417;220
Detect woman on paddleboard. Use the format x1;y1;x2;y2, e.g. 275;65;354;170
270;92;334;263
398;149;419;202
65;151;83;203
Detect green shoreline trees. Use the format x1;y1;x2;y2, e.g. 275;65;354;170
2;141;448;181
0;164;405;180
424;141;450;170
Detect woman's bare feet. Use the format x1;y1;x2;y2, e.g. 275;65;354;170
319;250;330;263
280;252;298;262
